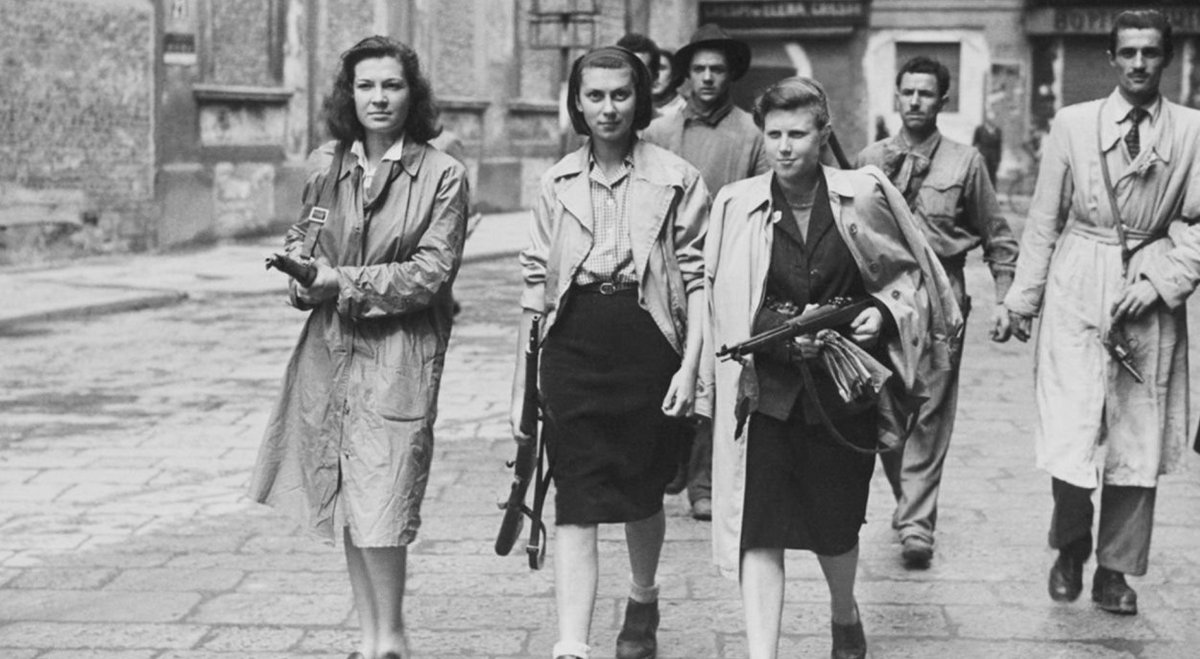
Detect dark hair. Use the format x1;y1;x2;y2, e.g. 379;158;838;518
616;33;661;78
895;56;951;98
566;46;654;137
1109;9;1174;64
752;76;830;130
323;35;440;144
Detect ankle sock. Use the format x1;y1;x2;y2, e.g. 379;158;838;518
629;578;659;604
552;639;590;658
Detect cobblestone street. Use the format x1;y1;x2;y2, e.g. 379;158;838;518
2;253;1199;658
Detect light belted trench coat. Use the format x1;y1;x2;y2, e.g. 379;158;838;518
249;140;468;547
699;166;962;578
519;139;709;351
1004;90;1200;488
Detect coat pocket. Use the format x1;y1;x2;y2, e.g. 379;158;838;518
915;177;964;235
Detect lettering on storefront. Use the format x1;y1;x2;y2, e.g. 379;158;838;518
699;1;869;30
1025;6;1200;35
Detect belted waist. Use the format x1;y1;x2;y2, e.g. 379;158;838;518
573;281;638;295
1067;222;1166;246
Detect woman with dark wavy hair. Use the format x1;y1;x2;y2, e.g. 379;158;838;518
249;35;468;659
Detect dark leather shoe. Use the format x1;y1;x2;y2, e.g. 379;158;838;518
901;536;933;568
616;598;659;659
1092;567;1138;615
1048;550;1084;602
691;498;712;521
831;608;867;659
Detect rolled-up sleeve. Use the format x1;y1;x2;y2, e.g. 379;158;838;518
335;165;469;318
963;153;1019;300
673;172;711;295
519;177;555;312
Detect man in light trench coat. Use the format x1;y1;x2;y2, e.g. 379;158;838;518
1003;9;1200;616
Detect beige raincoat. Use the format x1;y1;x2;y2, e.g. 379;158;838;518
249;140;468;546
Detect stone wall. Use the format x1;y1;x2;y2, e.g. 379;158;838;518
0;0;156;259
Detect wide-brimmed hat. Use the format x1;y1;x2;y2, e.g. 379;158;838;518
671;23;751;90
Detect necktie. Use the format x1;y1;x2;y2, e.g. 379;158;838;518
1124;107;1148;159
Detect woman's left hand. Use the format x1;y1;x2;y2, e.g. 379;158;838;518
661;367;696;418
849;306;883;348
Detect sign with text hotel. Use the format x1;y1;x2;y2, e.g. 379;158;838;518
1025;5;1200;35
699;1;870;31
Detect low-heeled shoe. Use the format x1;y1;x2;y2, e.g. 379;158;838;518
1092;567;1138;615
616;598;659;659
831;612;867;659
1048;551;1084;602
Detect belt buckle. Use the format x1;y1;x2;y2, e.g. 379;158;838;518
599;282;616;295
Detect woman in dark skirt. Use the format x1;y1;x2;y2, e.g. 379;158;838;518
510;46;709;659
702;77;961;659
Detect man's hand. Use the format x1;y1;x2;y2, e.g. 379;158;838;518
661;366;697;418
990;303;1013;342
849;306;883;348
1008;310;1033;342
1111;279;1159;323
296;259;338;304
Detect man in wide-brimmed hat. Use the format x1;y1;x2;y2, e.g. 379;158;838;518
645;23;767;521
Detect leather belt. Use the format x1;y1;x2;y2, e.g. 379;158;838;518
575;281;637;295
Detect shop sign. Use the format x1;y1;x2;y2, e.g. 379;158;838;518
1026;6;1200;35
699;1;870;31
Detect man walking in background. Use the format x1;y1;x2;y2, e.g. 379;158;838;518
644;23;767;521
856;56;1018;567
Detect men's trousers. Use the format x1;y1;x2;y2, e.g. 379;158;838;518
687;420;713;504
881;264;968;543
1050;477;1155;576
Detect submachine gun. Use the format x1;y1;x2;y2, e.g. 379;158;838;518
495;314;550;570
716;297;875;363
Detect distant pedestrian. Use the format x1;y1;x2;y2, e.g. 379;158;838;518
644;23;768;521
856;55;1018;569
248;36;468;659
972;114;1003;184
511;46;708;659
702;77;960;659
874;115;890;141
652;47;686;119
1003;9;1200;616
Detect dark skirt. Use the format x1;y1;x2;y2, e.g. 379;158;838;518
540;288;683;525
740;403;877;556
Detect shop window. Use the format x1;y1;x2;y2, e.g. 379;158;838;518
895;42;961;113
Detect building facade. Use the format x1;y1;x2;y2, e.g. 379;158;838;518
2;0;1197;263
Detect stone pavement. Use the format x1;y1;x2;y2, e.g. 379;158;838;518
2;221;1200;658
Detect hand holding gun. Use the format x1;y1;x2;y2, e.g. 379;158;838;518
265;206;328;288
716;297;875;363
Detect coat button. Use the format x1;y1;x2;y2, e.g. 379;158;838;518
891;290;901;299
809;268;820;278
848;223;858;235
869;262;880;274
